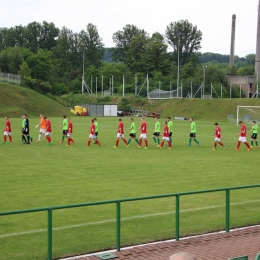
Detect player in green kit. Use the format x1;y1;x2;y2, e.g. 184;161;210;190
93;118;99;144
188;118;200;147
152;117;160;146
127;118;139;145
248;120;258;148
167;117;173;144
59;115;68;143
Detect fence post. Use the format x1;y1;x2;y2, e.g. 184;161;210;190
116;201;121;251
175;195;180;241
225;189;230;232
47;208;53;260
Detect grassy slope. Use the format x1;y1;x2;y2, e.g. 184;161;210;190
0;83;69;117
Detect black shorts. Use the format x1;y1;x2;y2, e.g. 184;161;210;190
169;132;172;137
129;133;136;138
153;132;160;137
22;128;29;135
190;133;196;138
63;130;68;135
251;133;257;139
95;132;98;137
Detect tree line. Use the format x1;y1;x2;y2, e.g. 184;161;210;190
0;21;256;97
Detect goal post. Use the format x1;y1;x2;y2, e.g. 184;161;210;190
236;106;260;126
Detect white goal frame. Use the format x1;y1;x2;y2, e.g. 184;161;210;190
236;106;260;126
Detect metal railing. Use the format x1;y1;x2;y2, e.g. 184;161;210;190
0;184;260;260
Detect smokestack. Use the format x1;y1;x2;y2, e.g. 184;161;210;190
229;14;236;68
255;1;260;82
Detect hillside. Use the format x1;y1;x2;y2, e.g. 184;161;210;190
0;83;70;117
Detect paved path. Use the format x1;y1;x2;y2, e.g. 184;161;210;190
64;226;260;260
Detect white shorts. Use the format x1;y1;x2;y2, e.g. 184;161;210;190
40;128;46;134
139;133;147;139
239;136;247;142
89;134;96;139
215;137;221;142
162;136;169;141
3;131;11;136
117;133;124;138
67;133;72;137
45;132;52;136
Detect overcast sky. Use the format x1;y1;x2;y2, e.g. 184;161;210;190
1;0;259;57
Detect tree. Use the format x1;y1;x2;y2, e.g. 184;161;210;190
112;24;148;62
79;23;104;68
165;20;202;67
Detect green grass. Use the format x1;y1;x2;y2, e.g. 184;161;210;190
0;116;260;260
0;82;69;117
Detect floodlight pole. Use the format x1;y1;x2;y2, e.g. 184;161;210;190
177;33;181;98
82;47;85;95
202;66;207;98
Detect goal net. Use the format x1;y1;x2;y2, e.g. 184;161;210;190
228;106;260;126
148;88;182;99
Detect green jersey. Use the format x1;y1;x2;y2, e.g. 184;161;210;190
190;122;196;133
155;121;160;132
130;122;136;133
94;121;98;132
253;124;258;134
22;119;26;128
63;119;68;130
168;121;173;133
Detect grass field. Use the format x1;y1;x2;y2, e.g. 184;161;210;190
0;116;260;260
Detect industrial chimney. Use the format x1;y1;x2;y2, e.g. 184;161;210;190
255;1;260;82
229;14;236;68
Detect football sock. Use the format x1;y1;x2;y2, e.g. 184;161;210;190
256;141;258;146
46;136;51;143
237;141;241;149
160;141;164;147
62;135;65;142
88;140;91;146
128;138;131;144
251;140;254;146
27;136;30;143
38;134;41;141
123;138;128;145
116;139;119;147
22;135;26;142
145;139;148;147
67;138;71;145
219;142;224;147
96;139;100;146
245;142;251;149
153;137;156;143
135;138;139;144
214;142;217;148
193;138;199;144
9;136;12;142
157;138;160;145
170;137;172;143
70;138;74;143
139;139;142;146
188;138;192;145
4;136;6;142
167;141;172;148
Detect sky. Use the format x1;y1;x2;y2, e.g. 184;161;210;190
0;0;259;57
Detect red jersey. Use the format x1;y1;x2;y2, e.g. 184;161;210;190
163;125;169;137
46;120;52;132
118;122;124;134
68;121;73;134
215;126;221;138
90;123;95;134
5;120;11;132
141;122;147;134
240;125;246;137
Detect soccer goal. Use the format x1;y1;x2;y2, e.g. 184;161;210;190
148;87;182;99
236;106;260;126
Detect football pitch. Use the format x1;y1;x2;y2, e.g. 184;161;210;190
0;116;260;260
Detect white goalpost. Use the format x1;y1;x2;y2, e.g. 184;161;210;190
236;106;260;126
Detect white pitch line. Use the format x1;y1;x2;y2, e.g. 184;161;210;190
0;199;259;239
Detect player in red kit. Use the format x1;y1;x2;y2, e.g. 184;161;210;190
159;121;172;149
87;119;100;146
113;118;129;148
136;117;148;148
44;117;52;146
3;116;12;144
235;121;251;151
211;123;226;150
66;117;75;146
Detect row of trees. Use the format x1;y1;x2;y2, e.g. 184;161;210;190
0;21;256;97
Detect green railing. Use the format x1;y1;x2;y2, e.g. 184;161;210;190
0;184;260;260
